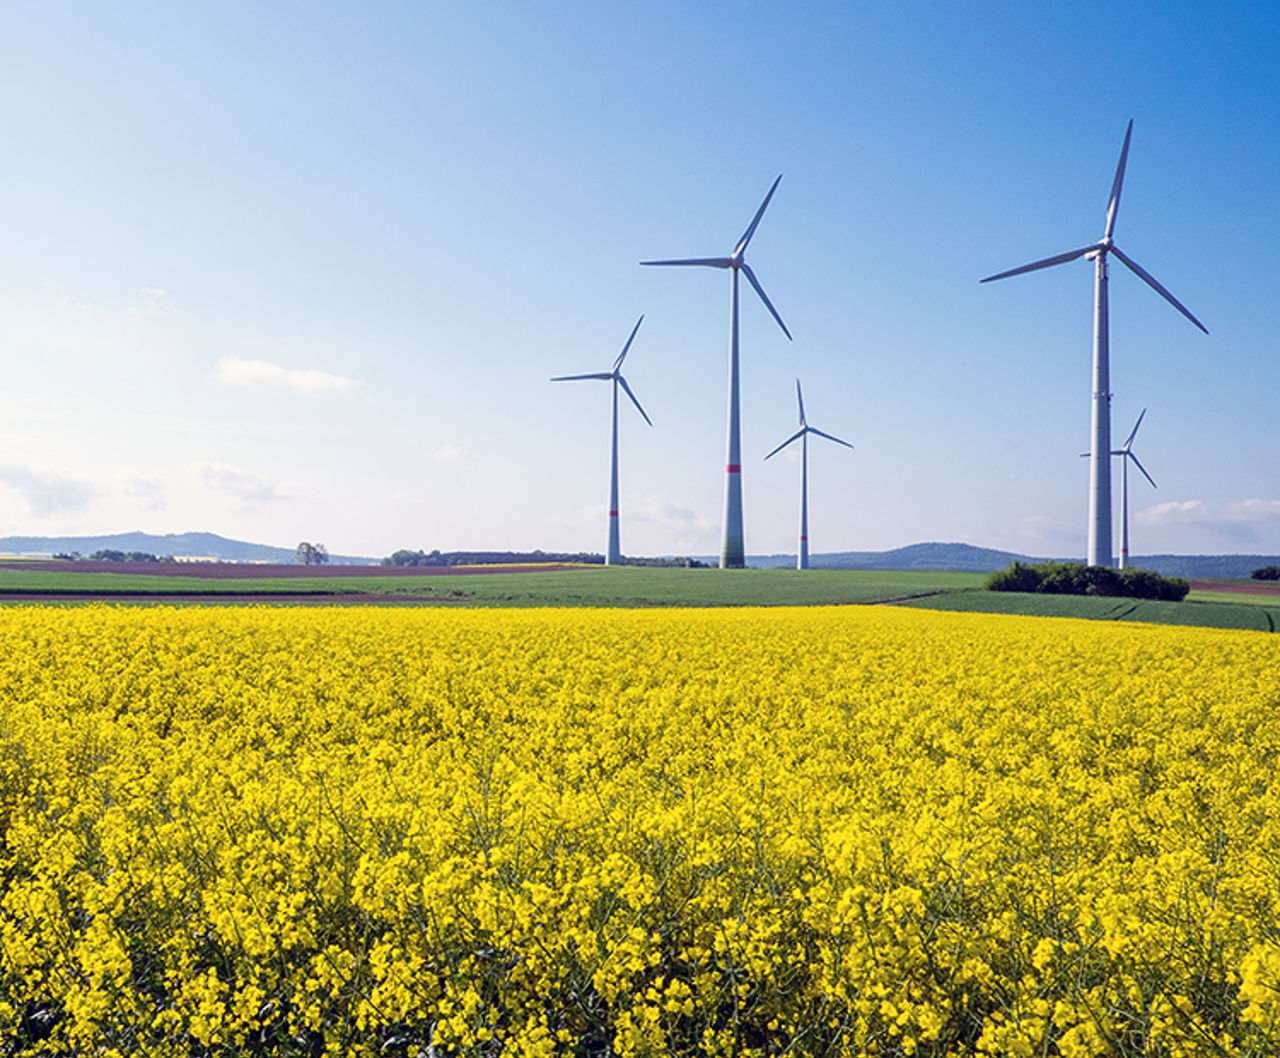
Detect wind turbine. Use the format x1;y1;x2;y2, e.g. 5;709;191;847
981;120;1206;568
551;315;651;566
1111;408;1156;570
642;175;792;568
764;379;853;571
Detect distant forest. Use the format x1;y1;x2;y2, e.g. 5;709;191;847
55;549;177;563
381;549;707;568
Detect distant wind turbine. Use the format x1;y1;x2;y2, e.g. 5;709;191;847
982;120;1205;568
551;315;651;566
1110;408;1157;570
764;379;853;571
642;175;792;568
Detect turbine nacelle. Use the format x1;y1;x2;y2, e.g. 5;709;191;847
764;379;854;460
551;315;652;426
639;175;790;568
982;120;1204;568
980;122;1207;335
641;175;792;341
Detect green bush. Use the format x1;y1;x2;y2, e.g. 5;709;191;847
986;561;1188;601
1251;565;1280;581
985;561;1043;593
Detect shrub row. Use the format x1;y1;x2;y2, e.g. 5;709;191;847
987;560;1190;600
1252;565;1280;581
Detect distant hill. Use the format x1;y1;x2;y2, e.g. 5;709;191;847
0;531;376;566
1124;554;1280;580
750;542;1280;578
4;533;1276;578
750;542;1044;572
820;542;1044;572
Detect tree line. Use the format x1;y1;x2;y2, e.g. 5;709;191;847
54;550;178;563
987;561;1190;601
381;549;707;568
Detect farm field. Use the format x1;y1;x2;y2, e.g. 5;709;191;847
901;586;1280;633
0;563;984;608
2;604;1279;1056
3;561;1279;633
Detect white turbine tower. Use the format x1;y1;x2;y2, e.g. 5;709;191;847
1112;408;1156;570
764;379;853;571
551;316;651;566
642;175;792;569
981;120;1206;568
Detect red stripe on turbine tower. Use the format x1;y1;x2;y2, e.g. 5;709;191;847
609;510;619;517
726;464;741;473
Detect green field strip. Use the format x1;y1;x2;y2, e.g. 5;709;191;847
0;570;353;595
4;565;1277;632
898;588;1280;632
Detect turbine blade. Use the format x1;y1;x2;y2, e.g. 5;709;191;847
741;263;792;340
1122;407;1147;449
617;375;652;427
733;174;783;257
640;257;732;268
795;378;806;426
1128;451;1157;489
980;245;1096;283
764;429;804;461
613;314;644;372
1105;119;1134;240
551;372;612;382
809;426;854;450
1110;246;1208;334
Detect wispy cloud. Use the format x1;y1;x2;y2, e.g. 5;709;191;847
124;475;167;512
192;461;291;503
129;286;175;316
1137;498;1280;545
215;357;359;397
628;495;719;552
432;443;470;463
0;464;98;516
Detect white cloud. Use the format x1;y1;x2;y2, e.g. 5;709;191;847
124;475;167;512
191;461;291;503
1137;498;1280;545
628;495;719;552
132;287;171;313
0;464;98;516
215;357;358;397
1010;515;1057;541
432;443;470;463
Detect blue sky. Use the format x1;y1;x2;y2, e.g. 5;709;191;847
1;2;1276;559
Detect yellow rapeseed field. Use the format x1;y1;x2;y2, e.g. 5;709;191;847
1;604;1278;1057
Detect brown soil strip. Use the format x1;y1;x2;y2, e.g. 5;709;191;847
0;592;456;604
1189;579;1280;596
0;560;595;580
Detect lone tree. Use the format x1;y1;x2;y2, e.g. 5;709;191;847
295;542;330;566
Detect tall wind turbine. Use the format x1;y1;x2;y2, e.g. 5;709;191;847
1112;408;1156;570
764;379;853;571
981;120;1206;567
642;175;792;568
551;315;651;566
